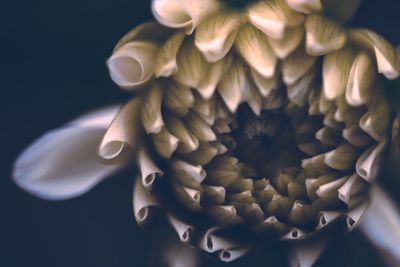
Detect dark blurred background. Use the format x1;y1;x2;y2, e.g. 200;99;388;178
1;0;400;266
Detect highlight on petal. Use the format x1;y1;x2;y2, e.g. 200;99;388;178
235;24;277;78
108;41;158;90
195;11;243;62
99;97;144;161
248;0;304;39
151;0;220;34
360;186;400;267
268;27;304;59
350;29;400;79
305;15;346;56
289;238;327;267
286;0;322;14
14;106;123;200
323;47;355;100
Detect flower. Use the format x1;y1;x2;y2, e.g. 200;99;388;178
13;0;400;266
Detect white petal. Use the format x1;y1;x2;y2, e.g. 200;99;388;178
360;186;400;267
218;247;250;262
282;44;317;85
289;238;327;267
286;0;322;13
199;228;237;253
151;0;220;34
248;0;304;39
195;11;243;62
99;98;143;160
356;140;387;182
350;29;400;79
235;24;277;78
268;27;304;59
141;82;164;134
13;106;122;200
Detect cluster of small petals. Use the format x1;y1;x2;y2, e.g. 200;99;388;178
102;0;400;262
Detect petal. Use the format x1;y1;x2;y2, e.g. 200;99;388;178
248;0;304;39
154;31;186;77
350;29;400;79
282;44;317;85
151;0;220;34
289;238;328;267
235;24;277;78
251;68;279;97
360;186;400;267
218;60;248;113
195;11;244;62
141;82;164;134
163;81;195;117
286;0;322;13
107;41;158;90
133;177;159;226
152;127;179;158
168;214;195;243
268;27;304;59
323;47;355;100
138;148;163;191
99;97;143;161
14;106;122;200
346;52;376;106
305;15;346;56
356;140;387;182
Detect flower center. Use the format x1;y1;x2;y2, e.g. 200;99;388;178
230;105;309;179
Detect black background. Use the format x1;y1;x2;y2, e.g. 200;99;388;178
1;0;400;266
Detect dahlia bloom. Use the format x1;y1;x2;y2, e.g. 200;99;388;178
14;0;400;266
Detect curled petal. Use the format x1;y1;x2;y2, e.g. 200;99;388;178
248;0;304;39
108;41;158;90
286;0;322;14
346;201;369;231
195;11;244;62
289;237;327;267
169;214;195;243
356;140;387;182
323;47;355;100
235;24;277;78
199;228;239;253
133;177;159;226
163;81;195;117
138;148;163;191
165;114;199;153
338;174;361;204
305;15;346;56
14;106;123;200
323;143;359;171
154;32;186;77
99;98;143;161
350;29;400;79
317;211;342;229
152;0;220;34
113;22;173;52
218;247;250;262
152;127;179;158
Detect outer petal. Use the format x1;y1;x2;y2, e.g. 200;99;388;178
286;0;322;14
289;238;328;267
360;186;400;267
13;105;122;200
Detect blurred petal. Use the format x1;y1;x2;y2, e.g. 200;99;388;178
14;106;122;200
360;185;400;267
133;177;159;226
289;237;328;267
151;0;220;34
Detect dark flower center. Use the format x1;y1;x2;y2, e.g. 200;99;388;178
230;105;306;179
